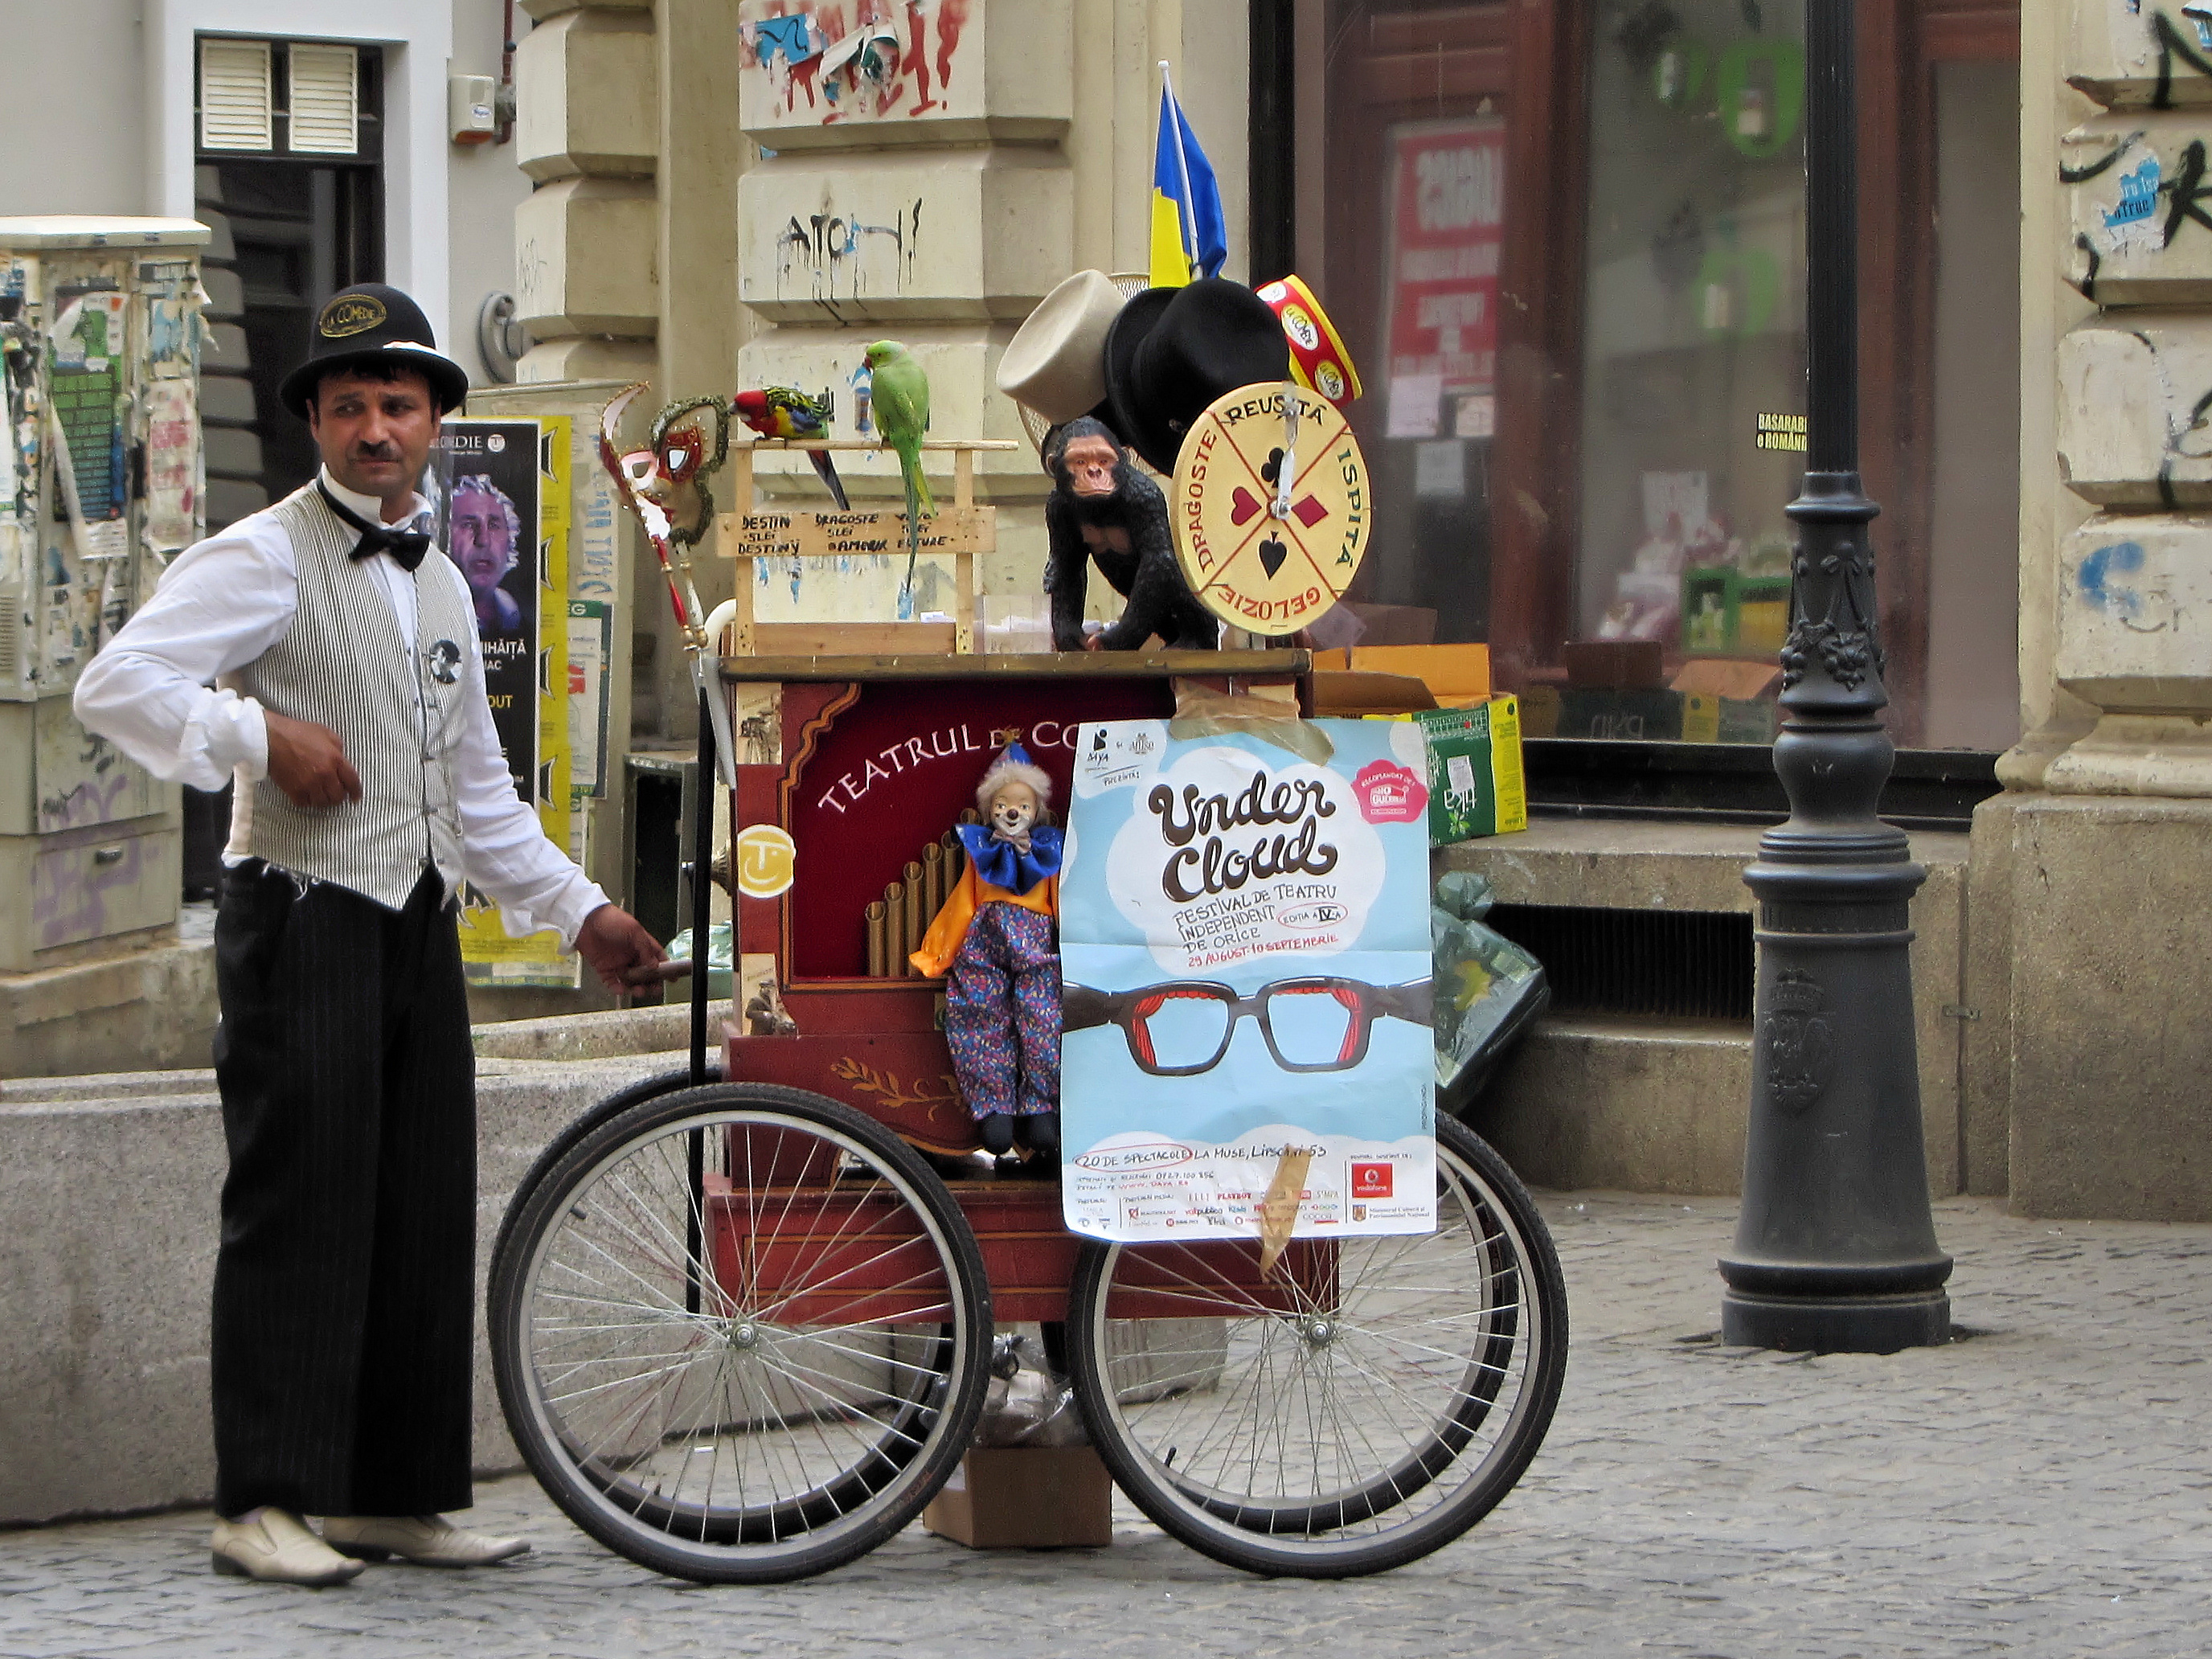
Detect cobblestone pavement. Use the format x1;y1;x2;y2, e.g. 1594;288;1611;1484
2;1191;2207;1659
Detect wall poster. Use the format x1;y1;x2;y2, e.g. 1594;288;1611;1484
1059;719;1437;1247
437;416;578;987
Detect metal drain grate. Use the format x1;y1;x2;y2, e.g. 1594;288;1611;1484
1484;904;1754;1022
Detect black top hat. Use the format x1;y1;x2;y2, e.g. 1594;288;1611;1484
278;284;471;420
1104;278;1290;475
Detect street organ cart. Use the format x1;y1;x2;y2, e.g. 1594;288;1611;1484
489;403;1565;1585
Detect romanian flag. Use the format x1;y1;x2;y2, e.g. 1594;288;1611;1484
1149;65;1227;289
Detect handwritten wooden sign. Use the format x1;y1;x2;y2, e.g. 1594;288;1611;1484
716;505;994;562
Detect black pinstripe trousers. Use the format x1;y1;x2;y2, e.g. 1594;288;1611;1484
210;860;475;1520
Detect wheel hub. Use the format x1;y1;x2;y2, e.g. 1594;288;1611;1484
729;1320;762;1350
1300;1317;1337;1348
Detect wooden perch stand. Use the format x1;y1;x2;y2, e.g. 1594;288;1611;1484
717;438;1020;656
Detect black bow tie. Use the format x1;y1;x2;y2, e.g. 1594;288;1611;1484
318;481;433;572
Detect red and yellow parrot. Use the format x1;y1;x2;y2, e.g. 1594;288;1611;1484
731;386;850;510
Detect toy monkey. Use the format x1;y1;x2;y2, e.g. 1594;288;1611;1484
911;744;1064;1157
1044;417;1219;653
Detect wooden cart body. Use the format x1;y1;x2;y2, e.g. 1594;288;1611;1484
719;652;1325;1321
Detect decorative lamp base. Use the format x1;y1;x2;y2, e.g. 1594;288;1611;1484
1720;1288;1951;1354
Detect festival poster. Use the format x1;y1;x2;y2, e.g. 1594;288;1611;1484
1383;118;1505;439
438;417;580;987
1059;719;1437;1243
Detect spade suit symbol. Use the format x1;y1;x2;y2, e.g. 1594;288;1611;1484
1259;535;1288;578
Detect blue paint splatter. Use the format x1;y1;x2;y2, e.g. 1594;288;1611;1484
2078;540;2145;618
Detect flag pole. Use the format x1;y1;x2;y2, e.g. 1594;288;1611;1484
1161;59;1198;280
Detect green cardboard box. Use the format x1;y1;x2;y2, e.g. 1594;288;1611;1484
1411;698;1527;845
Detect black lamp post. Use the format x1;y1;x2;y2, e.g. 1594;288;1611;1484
1716;0;1952;1352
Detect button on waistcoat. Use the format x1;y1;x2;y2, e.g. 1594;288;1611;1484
233;485;473;910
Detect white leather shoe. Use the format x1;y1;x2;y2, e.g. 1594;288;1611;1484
210;1508;366;1586
320;1514;530;1567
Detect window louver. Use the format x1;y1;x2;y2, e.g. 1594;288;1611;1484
287;44;360;155
199;39;274;152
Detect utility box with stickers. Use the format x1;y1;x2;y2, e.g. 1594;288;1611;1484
0;218;207;970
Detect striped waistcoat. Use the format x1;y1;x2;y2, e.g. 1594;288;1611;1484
231;485;474;911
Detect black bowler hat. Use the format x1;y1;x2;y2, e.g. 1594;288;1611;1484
1104;278;1290;475
278;284;471;420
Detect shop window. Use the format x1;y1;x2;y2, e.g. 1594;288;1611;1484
1287;0;2021;760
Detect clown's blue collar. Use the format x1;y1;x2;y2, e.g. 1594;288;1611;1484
957;822;1063;895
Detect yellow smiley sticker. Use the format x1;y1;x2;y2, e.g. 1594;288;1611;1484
732;823;797;899
1171;383;1370;637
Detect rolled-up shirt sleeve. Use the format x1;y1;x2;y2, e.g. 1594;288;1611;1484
73;522;297;790
445;573;609;948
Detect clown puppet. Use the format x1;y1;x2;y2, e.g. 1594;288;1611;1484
911;744;1064;1158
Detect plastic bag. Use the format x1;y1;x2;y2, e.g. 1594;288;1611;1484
973;1329;1088;1448
665;920;735;998
1431;870;1549;1116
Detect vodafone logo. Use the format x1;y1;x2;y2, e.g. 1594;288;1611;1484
1351;1162;1394;1199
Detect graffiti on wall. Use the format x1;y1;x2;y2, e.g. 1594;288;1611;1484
773;196;924;305
739;0;973;123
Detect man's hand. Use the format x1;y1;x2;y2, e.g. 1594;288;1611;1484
576;904;670;994
264;711;363;809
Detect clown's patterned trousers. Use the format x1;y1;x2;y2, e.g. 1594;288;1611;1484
944;903;1059;1119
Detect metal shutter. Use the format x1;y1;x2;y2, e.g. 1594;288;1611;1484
199;39;274;152
287;43;360;156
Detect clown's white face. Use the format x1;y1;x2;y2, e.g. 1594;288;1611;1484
989;781;1039;839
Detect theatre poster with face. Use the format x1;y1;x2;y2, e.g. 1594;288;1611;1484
1060;719;1437;1244
435;417;578;987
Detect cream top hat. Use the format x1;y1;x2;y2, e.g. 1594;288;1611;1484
996;269;1128;426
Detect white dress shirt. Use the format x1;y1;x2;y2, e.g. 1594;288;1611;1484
74;469;608;948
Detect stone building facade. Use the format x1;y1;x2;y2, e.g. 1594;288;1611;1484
509;0;2212;1222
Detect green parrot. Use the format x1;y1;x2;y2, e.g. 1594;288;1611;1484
863;339;934;591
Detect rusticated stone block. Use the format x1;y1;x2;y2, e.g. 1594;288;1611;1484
2068;0;2212;109
737;150;1072;323
2056;311;2212;506
514;9;656;182
2055;512;2212;713
514;177;657;338
2064;113;2212;302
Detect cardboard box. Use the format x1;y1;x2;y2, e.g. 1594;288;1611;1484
922;1447;1115;1549
1563;639;1665;688
1411;698;1527;843
1307;670;1438;716
1672;660;1780;745
1678;567;1791;657
1313;644;1493;707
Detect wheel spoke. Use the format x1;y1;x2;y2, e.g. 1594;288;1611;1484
1067;1121;1567;1575
494;1091;989;1584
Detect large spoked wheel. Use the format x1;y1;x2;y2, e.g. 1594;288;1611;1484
1064;1115;1567;1578
490;1082;991;1583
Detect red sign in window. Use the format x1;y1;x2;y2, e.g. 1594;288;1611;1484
1386;118;1505;399
1351;1161;1395;1199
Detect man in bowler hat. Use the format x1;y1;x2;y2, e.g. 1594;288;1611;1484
76;285;667;1586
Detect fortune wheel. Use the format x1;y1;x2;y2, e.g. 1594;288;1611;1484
1170;383;1371;638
